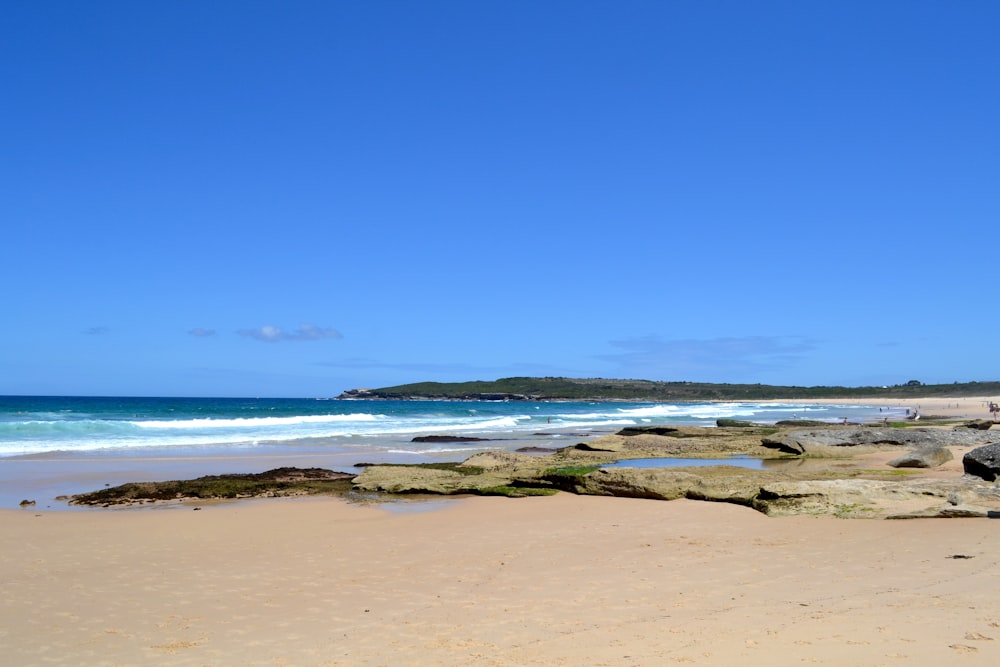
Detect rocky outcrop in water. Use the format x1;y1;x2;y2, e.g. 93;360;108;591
411;435;492;443
337;388;536;401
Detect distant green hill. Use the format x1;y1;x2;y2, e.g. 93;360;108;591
337;377;1000;401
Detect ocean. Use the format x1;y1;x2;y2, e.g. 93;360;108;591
0;396;907;508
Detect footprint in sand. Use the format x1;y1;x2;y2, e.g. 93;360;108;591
949;644;979;653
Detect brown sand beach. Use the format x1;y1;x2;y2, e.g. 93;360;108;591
3;396;1000;666
3;493;1000;666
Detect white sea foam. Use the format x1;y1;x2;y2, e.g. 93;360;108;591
133;413;381;429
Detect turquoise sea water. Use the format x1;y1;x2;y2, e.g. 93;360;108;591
0;396;909;508
0;395;907;459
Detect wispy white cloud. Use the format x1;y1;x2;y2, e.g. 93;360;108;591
238;324;343;343
597;335;817;382
188;328;217;337
314;358;569;382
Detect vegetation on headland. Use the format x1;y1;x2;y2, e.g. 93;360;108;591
338;376;1000;402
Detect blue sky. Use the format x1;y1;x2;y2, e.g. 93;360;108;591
3;1;998;397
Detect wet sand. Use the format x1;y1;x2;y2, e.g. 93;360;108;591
3;493;1000;666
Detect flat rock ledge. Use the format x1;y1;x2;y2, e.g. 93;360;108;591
351;427;1000;519
71;426;1000;519
761;427;1000;457
753;478;1000;519
68;468;356;507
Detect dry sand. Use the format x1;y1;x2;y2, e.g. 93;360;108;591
3;492;1000;666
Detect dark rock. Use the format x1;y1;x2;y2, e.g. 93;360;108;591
963;443;1000;481
19;499;35;507
516;446;558;453
228;467;353;482
617;426;681;437
716;419;756;428
959;420;994;431
573;440;625;452
774;420;830;427
476;393;532;401
411;435;491;443
337;388;377;399
69;467;356;506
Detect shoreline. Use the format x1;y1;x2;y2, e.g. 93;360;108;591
765;395;998;421
2;396;996;511
0;427;613;512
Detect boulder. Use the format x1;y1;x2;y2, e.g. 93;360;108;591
963;443;1000;481
887;446;954;468
762;427;1000;456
